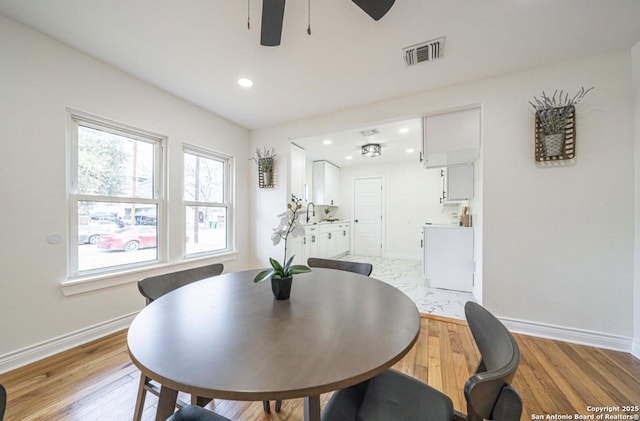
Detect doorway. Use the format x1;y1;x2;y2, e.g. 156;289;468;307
353;177;383;256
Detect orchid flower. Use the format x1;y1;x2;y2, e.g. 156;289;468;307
254;195;312;283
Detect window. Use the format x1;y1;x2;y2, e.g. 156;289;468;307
183;145;233;257
68;111;164;277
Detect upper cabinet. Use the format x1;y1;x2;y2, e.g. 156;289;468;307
312;160;340;206
422;107;481;168
290;143;306;201
440;164;474;203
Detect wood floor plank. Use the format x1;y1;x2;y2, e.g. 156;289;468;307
536;338;613;411
427;320;444;391
518;336;582;414
1;316;638;421
567;342;640;404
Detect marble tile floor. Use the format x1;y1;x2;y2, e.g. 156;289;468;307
339;254;475;320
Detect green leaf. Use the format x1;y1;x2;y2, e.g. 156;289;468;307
253;269;274;283
269;257;283;273
290;265;311;274
284;255;295;271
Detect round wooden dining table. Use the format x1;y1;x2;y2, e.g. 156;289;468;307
127;268;420;421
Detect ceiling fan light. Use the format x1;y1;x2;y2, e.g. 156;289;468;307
238;77;254;88
362;143;381;157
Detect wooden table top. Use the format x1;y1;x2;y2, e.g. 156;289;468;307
127;268;420;402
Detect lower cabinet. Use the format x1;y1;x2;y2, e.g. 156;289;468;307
423;226;474;292
290;225;320;265
301;223;350;261
304;226;319;262
335;223;350;256
289;236;305;266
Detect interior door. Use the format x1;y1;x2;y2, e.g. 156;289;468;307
353;177;382;256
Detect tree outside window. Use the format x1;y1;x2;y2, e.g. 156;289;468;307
69;112;163;276
183;148;231;256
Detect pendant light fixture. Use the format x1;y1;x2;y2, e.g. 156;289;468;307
362;143;381;157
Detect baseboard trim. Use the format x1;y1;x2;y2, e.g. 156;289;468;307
632;337;640;359
501;316;632;353
0;311;138;374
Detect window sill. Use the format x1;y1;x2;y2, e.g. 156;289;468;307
60;251;238;296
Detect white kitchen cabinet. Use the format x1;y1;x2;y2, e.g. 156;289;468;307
290;143;306;202
317;227;331;258
423;226;474;292
291;225;319;265
304;225;319;262
332;223;350;256
440;164;474;204
422;107;481;168
289;236;305;265
312;160;340;206
309;223;350;259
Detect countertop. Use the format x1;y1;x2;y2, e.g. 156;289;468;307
303;220;350;226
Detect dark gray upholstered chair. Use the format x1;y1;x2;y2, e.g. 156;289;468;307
307;257;373;276
133;264;224;421
320;301;522;421
262;257;375;414
0;384;6;421
137;263;224;305
167;405;231;421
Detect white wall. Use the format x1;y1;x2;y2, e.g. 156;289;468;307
632;41;640;358
0;16;251;359
337;162;455;260
251;49;635;342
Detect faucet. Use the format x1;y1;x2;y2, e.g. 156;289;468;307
306;202;316;223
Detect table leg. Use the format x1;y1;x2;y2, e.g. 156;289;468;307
155;385;178;421
303;395;321;421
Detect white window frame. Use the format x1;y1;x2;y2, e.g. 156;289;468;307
182;144;234;258
67;110;166;278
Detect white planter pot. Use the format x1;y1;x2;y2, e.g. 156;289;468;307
542;133;564;157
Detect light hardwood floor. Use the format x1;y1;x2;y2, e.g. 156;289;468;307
1;315;638;421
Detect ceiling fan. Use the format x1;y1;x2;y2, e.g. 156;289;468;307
260;0;396;46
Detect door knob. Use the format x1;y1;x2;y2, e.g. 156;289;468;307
354;219;359;223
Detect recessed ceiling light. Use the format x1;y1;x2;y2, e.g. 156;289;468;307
323;139;332;145
405;148;415;153
398;127;410;134
237;77;254;88
345;155;353;160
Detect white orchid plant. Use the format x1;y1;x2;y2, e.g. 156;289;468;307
253;195;311;283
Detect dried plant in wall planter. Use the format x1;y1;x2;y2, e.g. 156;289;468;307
250;146;277;188
529;87;593;159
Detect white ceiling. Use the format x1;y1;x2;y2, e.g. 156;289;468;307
1;1;640;131
293;117;422;168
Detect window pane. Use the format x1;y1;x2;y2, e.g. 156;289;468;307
185;206;227;255
78;201;158;272
184;153;224;203
78;125;155;198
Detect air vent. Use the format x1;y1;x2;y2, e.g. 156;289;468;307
403;37;445;66
360;129;379;137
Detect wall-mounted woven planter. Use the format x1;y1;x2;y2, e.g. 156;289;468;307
258;157;274;188
534;106;576;162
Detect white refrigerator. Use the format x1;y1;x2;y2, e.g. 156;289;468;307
423;225;474;292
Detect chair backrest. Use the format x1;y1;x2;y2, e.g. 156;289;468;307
464;301;522;421
307;258;373;276
1;384;6;421
138;263;224;305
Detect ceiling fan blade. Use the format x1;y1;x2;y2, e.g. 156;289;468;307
351;0;395;21
261;0;286;46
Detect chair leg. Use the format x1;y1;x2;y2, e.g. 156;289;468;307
262;400;271;413
132;373;148;421
192;395;213;407
275;400;282;412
